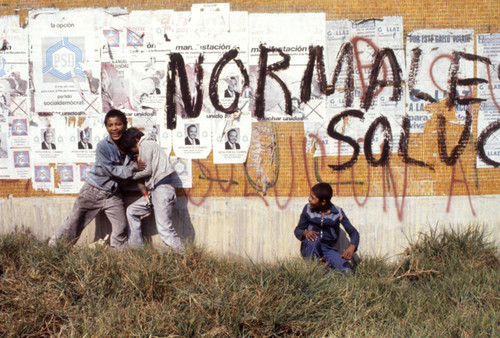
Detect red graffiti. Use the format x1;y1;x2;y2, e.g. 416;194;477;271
446;159;476;216
382;163;408;222
351;161;371;207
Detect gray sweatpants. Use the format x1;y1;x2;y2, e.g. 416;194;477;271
50;183;128;248
126;183;183;252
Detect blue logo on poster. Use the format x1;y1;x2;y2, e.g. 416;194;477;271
58;166;74;182
127;29;143;47
42;37;85;81
35;166;50;182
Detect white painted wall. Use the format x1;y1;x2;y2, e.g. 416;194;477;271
0;194;497;261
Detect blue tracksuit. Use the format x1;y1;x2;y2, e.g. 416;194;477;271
294;203;360;273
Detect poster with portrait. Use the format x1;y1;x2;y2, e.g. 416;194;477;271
248;13;326;122
30;9;103;115
406;29;474;131
66;115;106;163
212;111;252;163
172;116;211;159
0;16;30;121
30;114;68;162
476;33;500;168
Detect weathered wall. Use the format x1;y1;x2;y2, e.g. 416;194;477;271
0;0;499;261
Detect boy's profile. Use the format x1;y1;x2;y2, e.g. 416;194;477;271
120;127;184;252
294;182;359;274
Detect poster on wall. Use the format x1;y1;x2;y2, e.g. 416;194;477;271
310;16;405;158
12;149;31;178
30;114;68;163
30;9;103;115
477;33;500;168
170;156;192;188
212;111;252;163
0;122;10;178
32;163;54;191
54;163;78;193
0;16;30;121
248;13;326;122
406;29;474;132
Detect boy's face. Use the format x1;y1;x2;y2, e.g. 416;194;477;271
106;116;126;143
308;192;325;211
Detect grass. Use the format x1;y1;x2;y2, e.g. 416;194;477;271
1;226;499;336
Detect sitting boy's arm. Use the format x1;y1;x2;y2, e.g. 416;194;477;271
339;209;360;260
294;205;310;240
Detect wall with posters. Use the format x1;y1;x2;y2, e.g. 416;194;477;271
0;0;500;261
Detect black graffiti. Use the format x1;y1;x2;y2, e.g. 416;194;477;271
327;109;364;171
361;48;403;111
166;53;204;129
398;116;434;170
447;51;490;107
301;43;355;107
437;109;472;166
209;48;249;114
254;44;292;120
364;115;392;167
408;47;436;103
477;120;500;167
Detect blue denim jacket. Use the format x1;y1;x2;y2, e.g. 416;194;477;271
85;136;136;193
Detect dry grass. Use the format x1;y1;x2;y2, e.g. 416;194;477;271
1;226;499;336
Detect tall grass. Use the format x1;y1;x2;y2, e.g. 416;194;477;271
1;226;499;336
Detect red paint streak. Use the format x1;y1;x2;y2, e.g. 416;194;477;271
274;136;294;210
382;163;408;222
351;36;387;99
446;159;476;216
351;161;371;207
215;164;235;193
302;136;313;191
429;54;453;93
243;174;269;207
183;160;213;207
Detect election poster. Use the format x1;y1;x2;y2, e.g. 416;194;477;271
0;16;30;120
249;13;326;122
406;29;474;131
477;33;500;168
30;9;103;115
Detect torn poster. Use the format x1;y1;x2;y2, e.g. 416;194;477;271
249;13;326;122
477;33;500;168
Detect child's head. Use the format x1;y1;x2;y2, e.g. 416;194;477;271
309;183;333;211
120;127;144;154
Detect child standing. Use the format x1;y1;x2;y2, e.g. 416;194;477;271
120;127;184;252
294;183;360;274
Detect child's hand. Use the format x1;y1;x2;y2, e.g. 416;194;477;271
137;158;147;171
303;229;319;241
341;244;356;260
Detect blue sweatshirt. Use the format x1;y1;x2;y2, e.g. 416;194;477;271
294;203;360;248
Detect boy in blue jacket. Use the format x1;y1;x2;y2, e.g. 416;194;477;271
294;183;359;274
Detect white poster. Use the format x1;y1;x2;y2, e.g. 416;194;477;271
477;33;500;168
249;13;326;122
170;156;192;188
12;149;31;178
30;9;103;114
406;29;474;131
315;17;405;157
0;16;30;120
32;163;54;191
54;163;78;193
